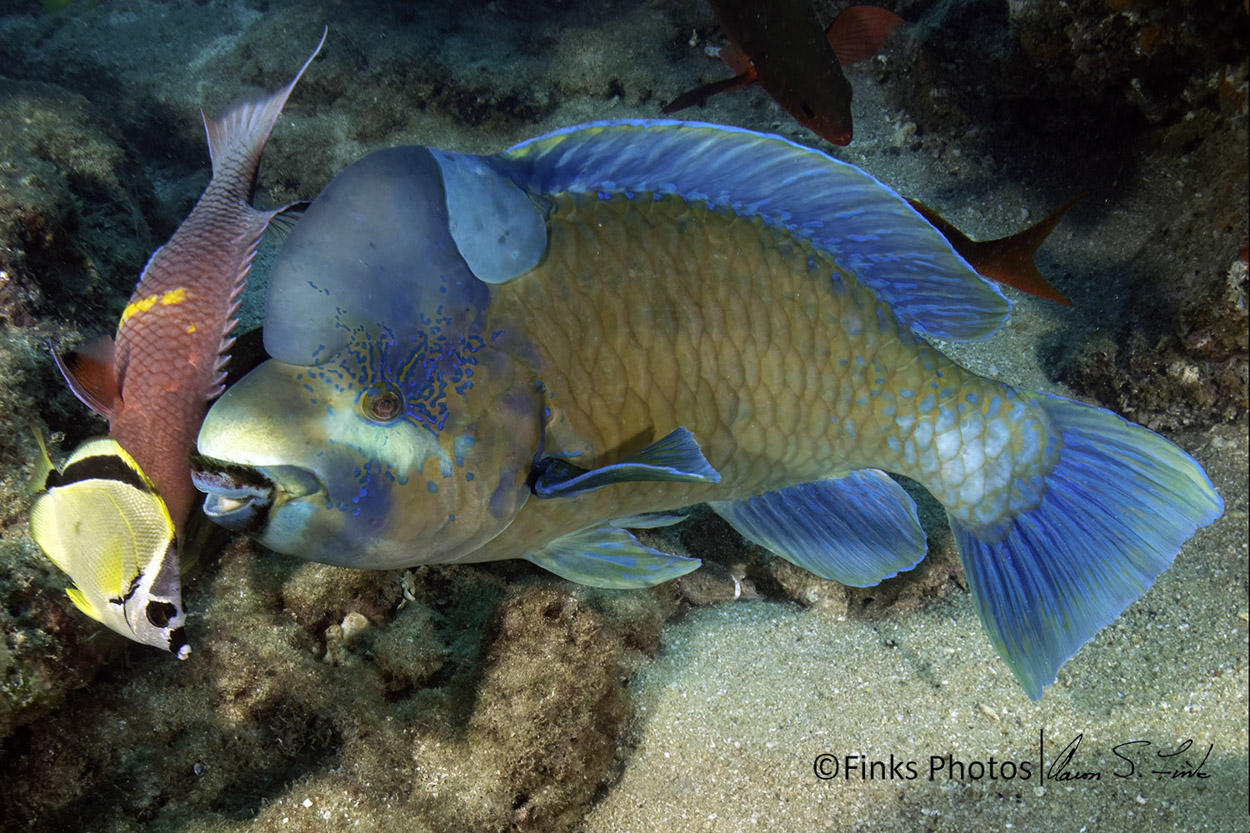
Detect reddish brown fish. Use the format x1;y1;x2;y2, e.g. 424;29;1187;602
56;32;324;538
664;3;903;145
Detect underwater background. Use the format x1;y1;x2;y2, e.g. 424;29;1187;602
0;0;1246;830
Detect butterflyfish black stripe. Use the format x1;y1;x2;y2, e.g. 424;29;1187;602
54;453;152;494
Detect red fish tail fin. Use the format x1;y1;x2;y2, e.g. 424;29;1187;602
827;6;905;66
975;192;1089;306
202;27;326;197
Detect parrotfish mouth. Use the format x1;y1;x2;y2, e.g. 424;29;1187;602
190;458;322;534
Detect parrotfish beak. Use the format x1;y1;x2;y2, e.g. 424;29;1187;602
190;460;322;535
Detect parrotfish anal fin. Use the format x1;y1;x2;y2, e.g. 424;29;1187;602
709;469;926;587
503;120;1009;340
53;337;119;419
202;28;325;189
524;516;701;589
951;393;1223;700
531;426;721;499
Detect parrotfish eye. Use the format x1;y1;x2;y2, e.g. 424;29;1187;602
361;382;404;423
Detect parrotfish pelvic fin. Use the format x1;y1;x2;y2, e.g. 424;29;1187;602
53;335;120;419
523;516;703;589
907;192;1089;307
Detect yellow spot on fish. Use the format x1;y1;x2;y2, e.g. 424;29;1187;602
120;288;190;326
185;325;197;334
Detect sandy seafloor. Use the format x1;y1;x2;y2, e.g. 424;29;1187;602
0;1;1246;831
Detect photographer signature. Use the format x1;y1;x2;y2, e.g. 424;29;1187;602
1045;731;1212;782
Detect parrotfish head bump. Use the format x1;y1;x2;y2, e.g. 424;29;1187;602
195;142;552;570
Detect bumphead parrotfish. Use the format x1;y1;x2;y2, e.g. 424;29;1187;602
191;121;1222;698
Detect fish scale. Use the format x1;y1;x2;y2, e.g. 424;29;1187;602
33;33;325;658
194;121;1222;697
479;190;1040;553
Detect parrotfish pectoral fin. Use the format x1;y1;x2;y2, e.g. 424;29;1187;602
504;120;1009;340
951;394;1224;699
524;517;702;589
531;426;721;499
709;469;926;587
53;336;119;419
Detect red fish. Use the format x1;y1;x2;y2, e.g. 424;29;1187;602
664;3;904;145
55;32;325;539
909;192;1089;306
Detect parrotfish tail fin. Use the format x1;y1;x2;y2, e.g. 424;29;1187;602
504;120;1009;340
201;27;326;198
950;393;1223;699
826;6;905;66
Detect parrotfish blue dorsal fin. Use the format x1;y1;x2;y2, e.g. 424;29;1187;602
709;469;927;587
500;120;1010;341
532;426;721;499
524;515;702;589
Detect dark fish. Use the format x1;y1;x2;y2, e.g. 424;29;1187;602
664;3;904;145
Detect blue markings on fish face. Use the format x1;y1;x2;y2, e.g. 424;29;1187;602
198;320;541;569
